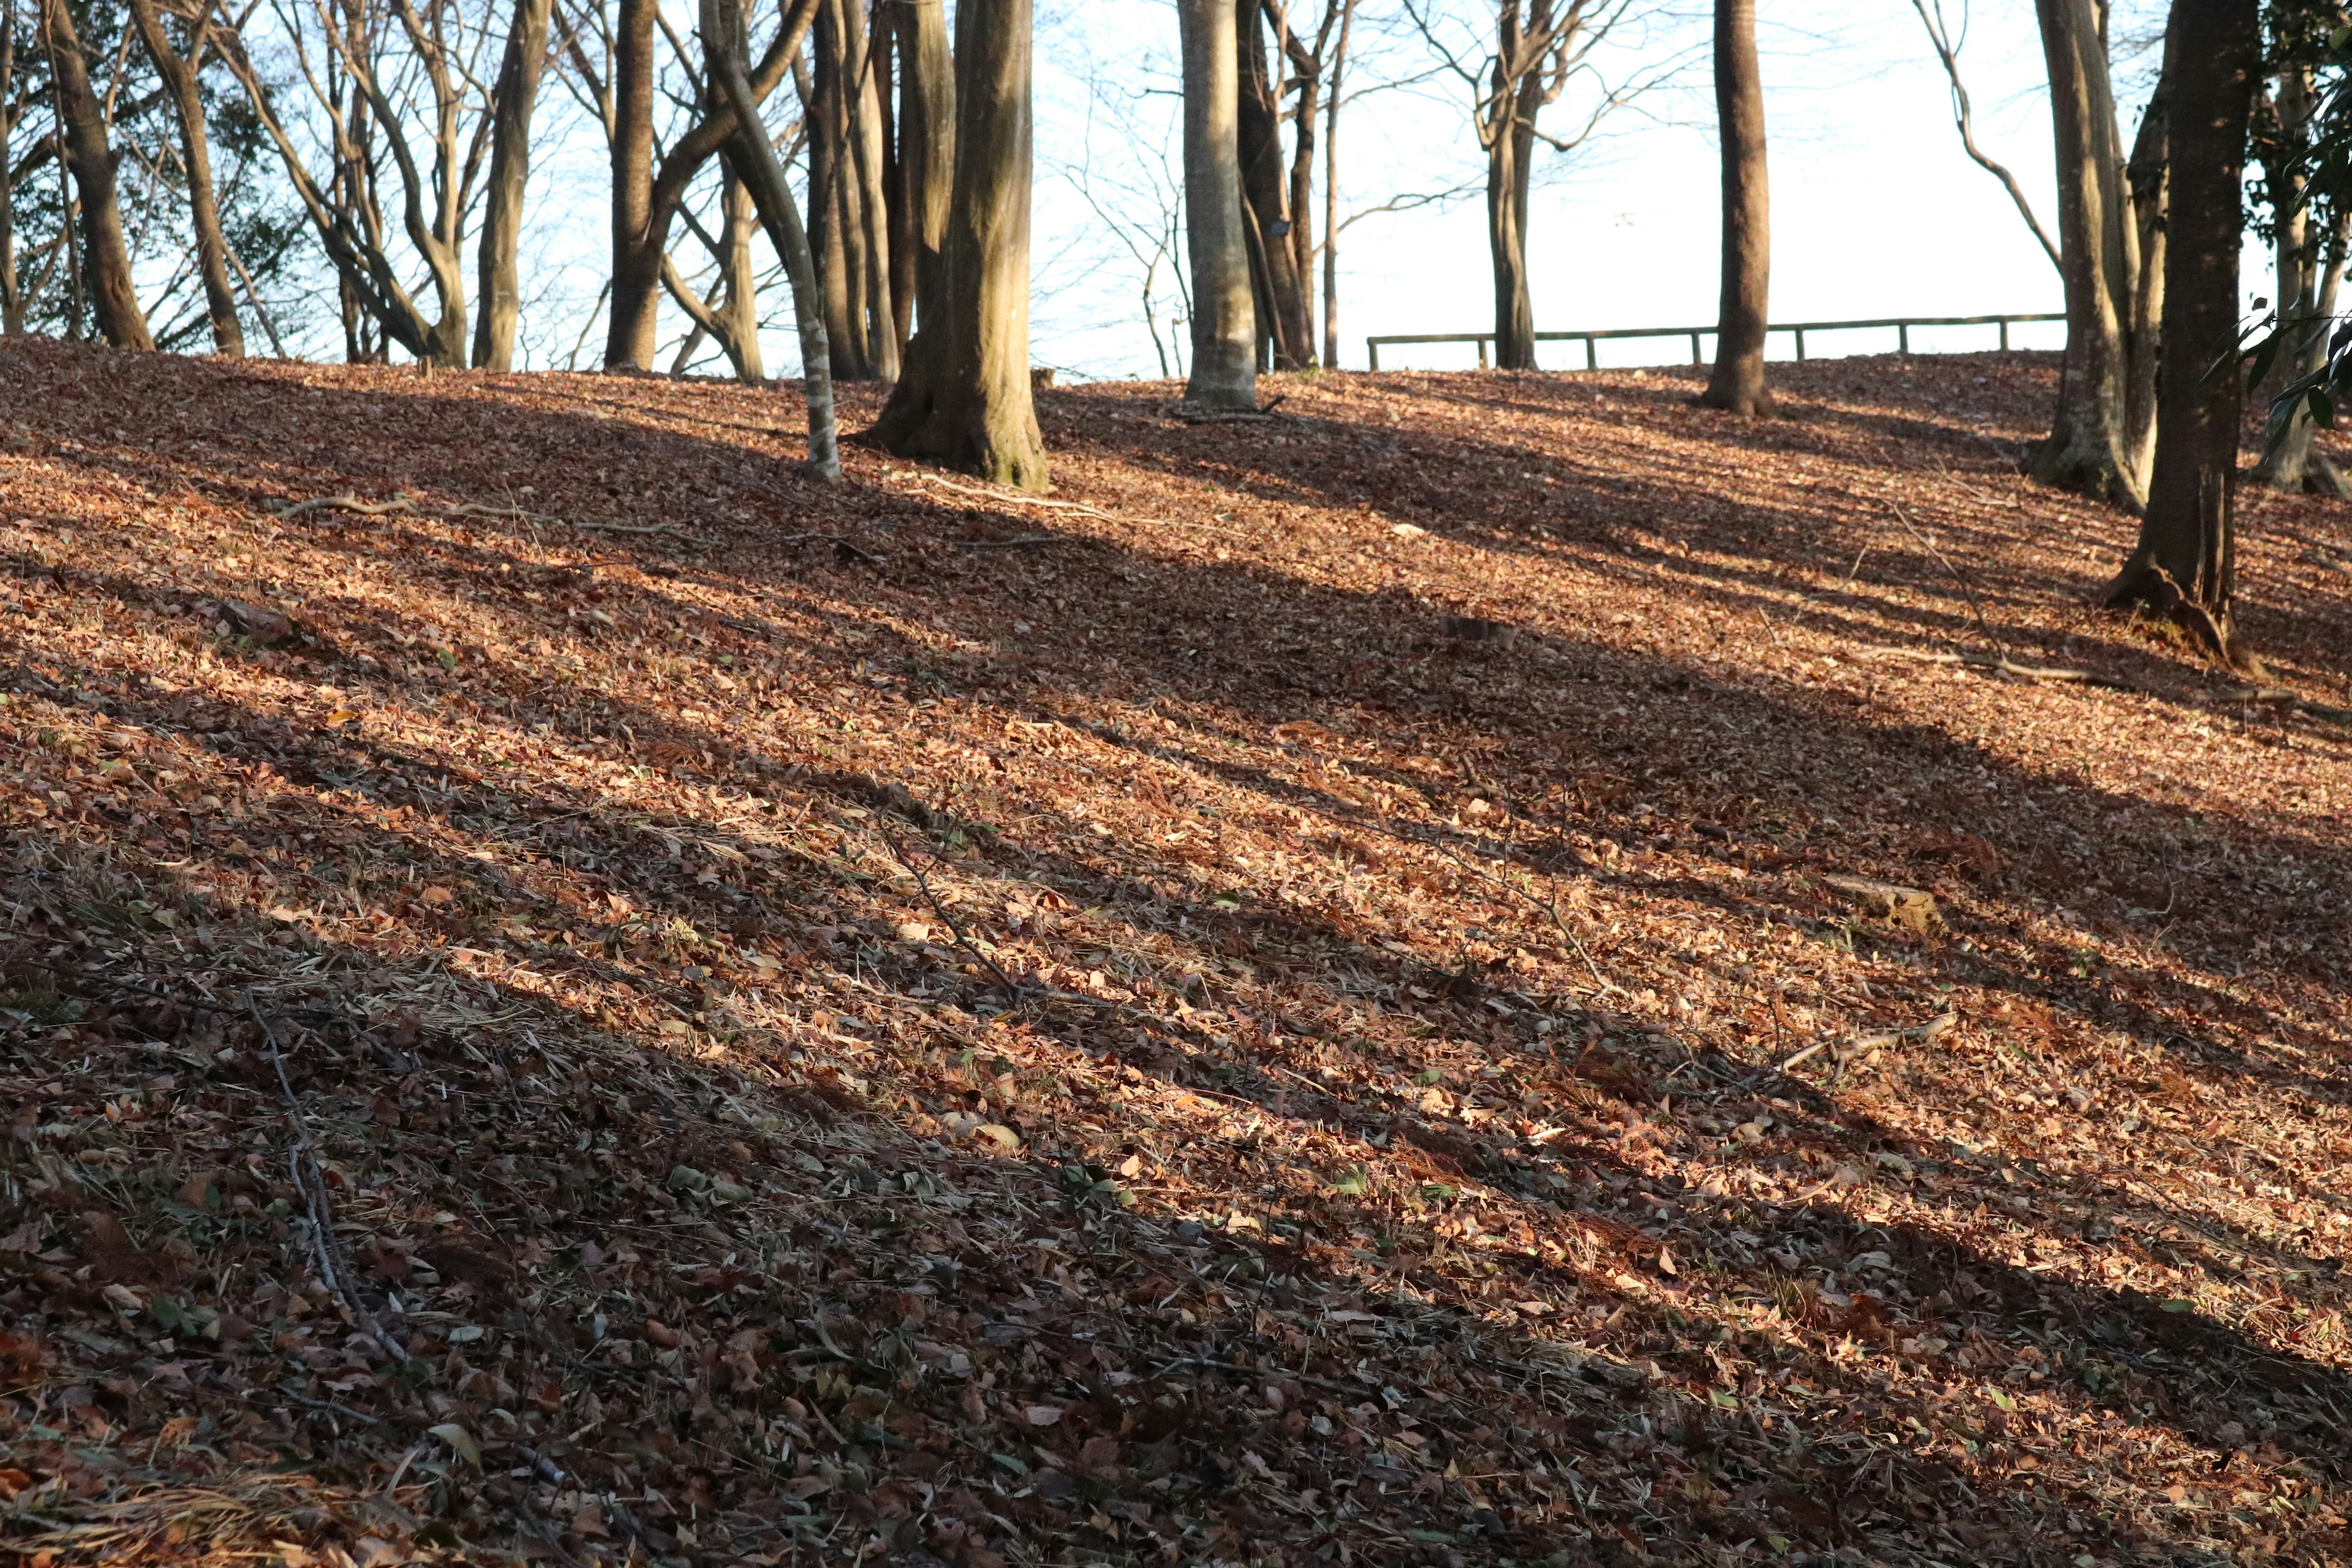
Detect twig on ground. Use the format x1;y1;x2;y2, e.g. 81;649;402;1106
1777;1009;1958;1076
1384;820;1613;997
271;493;418;521
247;992;410;1366
873;825;1031;1002
954;535;1066;550
1885;502;2001;646
894;470;1243;537
1853;645;2134;690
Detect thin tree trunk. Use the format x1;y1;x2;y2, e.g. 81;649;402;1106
704;0;839;479
868;0;1045;486
2103;0;2258;663
1321;0;1354;372
841;0;897;377
2031;0;2141;507
606;0;660;366
1237;0;1309;368
2122;15;2172;480
809;0;872;378
1699;0;1770;413
42;0;151;350
895;0;952;338
475;0;552;370
1177;0;1254;408
126;0;241;356
879;7;912;355
2250;65;2342;494
1;4;20;335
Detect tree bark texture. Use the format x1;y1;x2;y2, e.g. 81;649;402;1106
1483;7;1546;371
704;0;838;479
1237;0;1310;368
1320;0;1356;371
2104;0;2257;662
869;0;1046;488
605;0;660;368
475;0;553;370
1178;0;1255;408
2251;67;2348;496
126;0;242;356
2122;15;2172;481
2031;0;2141;507
893;0;954;341
1698;0;1769;412
43;0;153;350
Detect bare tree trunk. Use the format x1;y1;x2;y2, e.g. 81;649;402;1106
2250;65;2346;496
868;0;1045;487
1486;55;1541;371
2031;0;2141;507
1321;0;1355;371
1178;0;1254;407
1237;0;1309;368
2104;0;2257;663
879;7;911;355
1698;0;1769;413
2122;17;2171;481
1;4;20;335
718;165;764;380
809;0;874;378
42;0;151;350
606;0;659;367
841;0;898;377
895;0;952;339
703;0;838;479
126;0;241;356
475;0;552;370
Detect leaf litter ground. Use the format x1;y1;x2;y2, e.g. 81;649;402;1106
2;341;2352;1568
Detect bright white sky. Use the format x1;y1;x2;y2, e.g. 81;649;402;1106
1022;0;2174;379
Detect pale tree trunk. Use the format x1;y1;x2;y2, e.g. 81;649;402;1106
43;0;152;350
0;5;17;335
2122;17;2171;481
126;0;242;356
1699;0;1769;413
475;0;552;370
869;0;1045;487
1237;0;1310;368
2030;0;2141;508
894;0;954;344
2252;66;2349;496
1321;0;1356;371
809;1;874;378
1178;0;1254;407
2104;0;2258;663
703;0;839;478
718;167;764;380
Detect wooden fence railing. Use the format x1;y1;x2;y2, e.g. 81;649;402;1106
1363;312;2066;371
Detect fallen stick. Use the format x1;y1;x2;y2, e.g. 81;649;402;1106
247;992;410;1365
271;493;418;521
895;470;1243;536
1779;1009;1958;1074
1853;645;2133;689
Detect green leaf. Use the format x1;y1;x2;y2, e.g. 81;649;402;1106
2160;1298;2196;1314
1986;1387;2016;1411
428;1423;481;1466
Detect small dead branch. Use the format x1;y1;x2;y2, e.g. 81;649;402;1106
1853;644;2133;690
247;992;410;1366
1779;1009;1958;1075
270;492;418;521
893;469;1245;538
954;535;1066;550
873;824;1031;1003
1885;502;2000;646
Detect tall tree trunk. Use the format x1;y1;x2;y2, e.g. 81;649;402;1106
809;0;873;378
2;4;22;335
42;0;152;350
842;0;898;377
2251;65;2347;496
1486;72;1539;371
879;10;912;355
703;0;838;478
2103;0;2258;663
895;0;953;339
2122;17;2172;480
1236;0;1309;368
1699;0;1770;413
2031;0;2141;507
1321;0;1355;372
126;0;241;356
718;165;764;381
868;0;1045;487
1177;0;1254;407
475;0;552;370
606;0;660;367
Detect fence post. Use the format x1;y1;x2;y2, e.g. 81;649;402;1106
1998;320;2009;352
1585;337;1597;371
1478;337;1490;370
1368;339;1380;372
1690;331;1702;364
1898;323;1910;355
1795;327;1805;363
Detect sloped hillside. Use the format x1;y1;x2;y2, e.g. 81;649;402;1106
4;339;2352;1568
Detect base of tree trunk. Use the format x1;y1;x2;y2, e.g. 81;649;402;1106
1695;384;1773;415
869;380;1047;491
2028;428;2145;511
2250;442;2352;497
2100;552;2257;671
